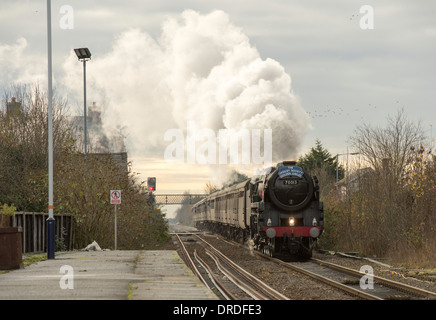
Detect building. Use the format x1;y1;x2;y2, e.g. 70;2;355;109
70;102;126;154
336;167;374;200
6;97;22;116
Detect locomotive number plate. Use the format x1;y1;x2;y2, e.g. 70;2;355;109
283;180;298;185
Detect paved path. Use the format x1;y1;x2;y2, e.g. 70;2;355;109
0;250;218;300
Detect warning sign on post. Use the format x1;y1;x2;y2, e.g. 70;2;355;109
110;190;121;204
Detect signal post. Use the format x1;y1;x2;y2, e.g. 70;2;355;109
110;190;121;250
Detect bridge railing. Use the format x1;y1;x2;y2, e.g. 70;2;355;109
154;194;207;205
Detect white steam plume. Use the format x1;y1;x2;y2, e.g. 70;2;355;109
62;10;310;164
0;38;46;86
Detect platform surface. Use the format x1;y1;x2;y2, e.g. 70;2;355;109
0;250;218;300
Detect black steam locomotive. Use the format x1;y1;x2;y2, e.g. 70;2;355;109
193;161;324;259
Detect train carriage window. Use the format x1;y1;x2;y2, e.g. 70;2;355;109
216;197;221;211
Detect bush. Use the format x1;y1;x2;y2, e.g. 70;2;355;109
319;110;436;266
0;84;169;249
0;203;16;227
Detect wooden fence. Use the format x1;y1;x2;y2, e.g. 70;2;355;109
9;212;73;254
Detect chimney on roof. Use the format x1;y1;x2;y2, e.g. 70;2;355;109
6;97;22;116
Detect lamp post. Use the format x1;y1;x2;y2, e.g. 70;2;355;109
336;152;359;182
46;0;55;259
74;48;92;155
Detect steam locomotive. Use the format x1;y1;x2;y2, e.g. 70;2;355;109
193;161;324;259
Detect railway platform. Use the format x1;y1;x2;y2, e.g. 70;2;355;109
0;250;219;300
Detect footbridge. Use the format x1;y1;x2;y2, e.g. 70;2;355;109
154;194;207;205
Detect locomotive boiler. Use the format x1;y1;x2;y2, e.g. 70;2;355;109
193;161;324;259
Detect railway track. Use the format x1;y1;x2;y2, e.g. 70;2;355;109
174;234;210;289
254;246;436;300
174;233;289;300
310;258;436;300
174;232;436;300
197;235;289;300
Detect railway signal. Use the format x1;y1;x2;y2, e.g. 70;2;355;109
147;177;156;192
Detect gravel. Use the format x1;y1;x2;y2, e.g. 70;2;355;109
311;251;436;295
167;228;436;300
180;234;355;300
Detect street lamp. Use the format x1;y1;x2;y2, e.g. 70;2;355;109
74;48;92;155
336;152;359;182
46;0;55;259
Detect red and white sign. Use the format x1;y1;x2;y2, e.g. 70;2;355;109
110;190;121;204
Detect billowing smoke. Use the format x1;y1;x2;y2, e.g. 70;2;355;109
62;10;310;168
0;38;45;86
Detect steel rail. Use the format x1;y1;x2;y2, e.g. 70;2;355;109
198;233;436;300
175;234;210;289
196;235;290;300
269;257;383;300
201;233;380;299
194;250;234;300
311;258;436;300
205;249;265;300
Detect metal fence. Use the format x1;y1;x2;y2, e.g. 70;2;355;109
154;194;206;205
9;212;73;254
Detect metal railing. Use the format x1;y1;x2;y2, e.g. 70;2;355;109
9;212;73;254
154;194;206;205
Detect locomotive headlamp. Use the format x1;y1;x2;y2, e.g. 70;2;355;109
289;217;295;226
312;218;318;226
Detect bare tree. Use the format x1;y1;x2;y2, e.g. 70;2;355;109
349;109;423;182
204;181;218;195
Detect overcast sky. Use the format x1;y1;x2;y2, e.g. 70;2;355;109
1;1;435;203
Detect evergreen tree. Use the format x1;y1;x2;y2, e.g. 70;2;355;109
297;139;344;180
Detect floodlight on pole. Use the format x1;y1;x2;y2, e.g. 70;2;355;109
74;48;92;60
74;48;91;155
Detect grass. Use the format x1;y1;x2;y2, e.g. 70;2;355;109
0;253;46;274
127;283;133;300
22;253;47;267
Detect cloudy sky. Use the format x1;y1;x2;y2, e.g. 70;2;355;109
1;1;435;205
